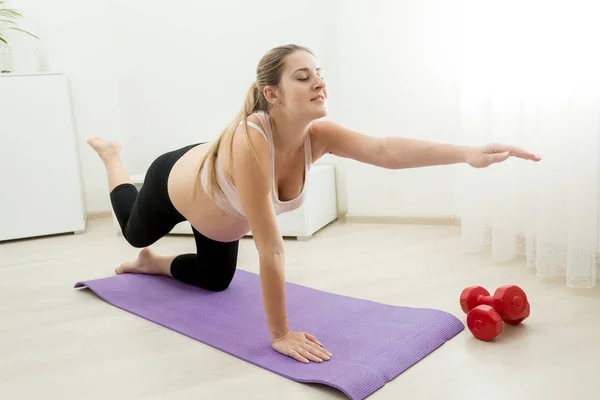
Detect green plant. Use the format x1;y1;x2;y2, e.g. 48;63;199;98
0;0;40;46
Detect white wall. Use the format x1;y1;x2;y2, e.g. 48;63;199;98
5;0;336;213
6;0;461;217
322;1;461;217
4;0;124;213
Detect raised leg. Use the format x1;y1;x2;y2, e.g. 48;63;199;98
87;137;132;192
90;137;181;249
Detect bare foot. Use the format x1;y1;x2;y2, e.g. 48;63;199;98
116;247;163;275
87;137;122;163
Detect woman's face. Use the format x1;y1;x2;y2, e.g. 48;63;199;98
268;50;328;120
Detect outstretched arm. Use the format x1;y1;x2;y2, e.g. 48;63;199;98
310;120;541;169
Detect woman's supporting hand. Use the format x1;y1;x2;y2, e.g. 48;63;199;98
271;331;332;363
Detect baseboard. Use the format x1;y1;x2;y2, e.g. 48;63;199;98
340;214;461;227
87;211;112;220
85;210;461;227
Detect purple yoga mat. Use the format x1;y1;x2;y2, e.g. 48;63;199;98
74;270;463;399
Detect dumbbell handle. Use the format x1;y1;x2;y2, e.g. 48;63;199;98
475;295;494;307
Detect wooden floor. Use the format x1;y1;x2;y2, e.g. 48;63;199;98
2;217;600;400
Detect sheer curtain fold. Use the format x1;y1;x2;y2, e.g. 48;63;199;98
456;0;600;288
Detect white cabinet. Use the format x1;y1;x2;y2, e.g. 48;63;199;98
113;164;338;240
0;73;87;241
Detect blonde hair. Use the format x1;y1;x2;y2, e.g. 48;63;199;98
194;44;314;200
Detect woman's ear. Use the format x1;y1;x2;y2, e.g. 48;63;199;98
263;86;280;106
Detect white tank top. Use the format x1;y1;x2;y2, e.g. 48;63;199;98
199;111;312;219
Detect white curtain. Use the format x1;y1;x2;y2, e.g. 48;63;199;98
455;0;600;288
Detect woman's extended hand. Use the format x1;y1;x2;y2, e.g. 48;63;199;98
271;331;332;363
465;143;542;168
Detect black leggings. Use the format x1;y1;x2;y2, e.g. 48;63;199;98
110;143;239;292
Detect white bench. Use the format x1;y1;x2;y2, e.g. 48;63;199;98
112;164;338;240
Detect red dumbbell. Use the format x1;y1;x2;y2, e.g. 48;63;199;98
504;302;530;325
466;305;504;341
460;285;529;323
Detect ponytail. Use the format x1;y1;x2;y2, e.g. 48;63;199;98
193;81;262;200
